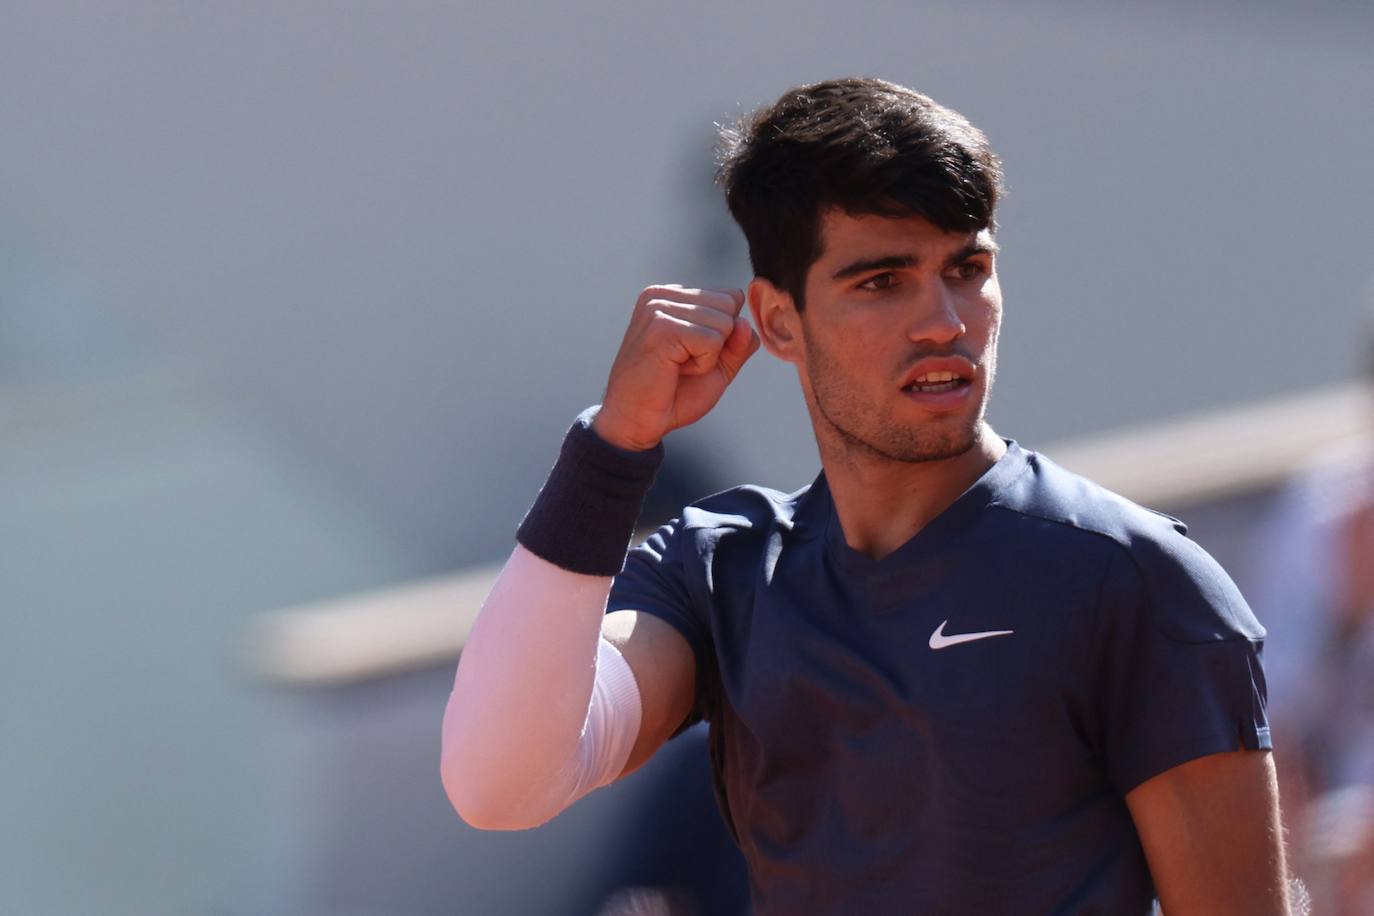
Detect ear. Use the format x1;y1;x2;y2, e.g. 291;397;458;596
748;277;804;364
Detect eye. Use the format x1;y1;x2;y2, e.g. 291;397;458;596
951;260;988;282
858;272;898;291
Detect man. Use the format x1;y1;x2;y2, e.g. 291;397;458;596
441;78;1290;914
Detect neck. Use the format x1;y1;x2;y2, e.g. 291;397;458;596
819;424;1006;561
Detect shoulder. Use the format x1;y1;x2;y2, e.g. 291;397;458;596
619;481;809;611
678;482;811;534
992;446;1188;544
630;480;810;567
658;481;810;568
995;446;1265;643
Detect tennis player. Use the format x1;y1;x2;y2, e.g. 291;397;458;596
441;78;1290;915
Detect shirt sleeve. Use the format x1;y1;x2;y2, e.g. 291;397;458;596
1095;533;1272;795
607;519;715;730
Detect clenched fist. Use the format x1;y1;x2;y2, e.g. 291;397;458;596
592;284;761;452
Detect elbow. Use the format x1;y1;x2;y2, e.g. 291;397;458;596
439;746;554;832
440;752;513;830
439;745;507;830
439;694;529;830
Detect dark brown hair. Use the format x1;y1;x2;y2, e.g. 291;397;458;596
717;78;1004;309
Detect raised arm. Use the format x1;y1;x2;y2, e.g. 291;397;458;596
439;285;758;830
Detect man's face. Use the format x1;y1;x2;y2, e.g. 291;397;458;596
793;209;1002;463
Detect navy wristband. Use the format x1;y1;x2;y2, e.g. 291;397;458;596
516;406;665;576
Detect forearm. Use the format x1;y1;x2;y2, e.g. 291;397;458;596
439;408;661;829
441;546;630;829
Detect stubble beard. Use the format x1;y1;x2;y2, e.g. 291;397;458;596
805;338;996;465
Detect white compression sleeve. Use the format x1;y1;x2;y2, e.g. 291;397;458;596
440;544;643;830
573;637;643;797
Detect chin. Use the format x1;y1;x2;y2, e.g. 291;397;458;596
835;415;984;464
807;374;991;465
884;429;980;464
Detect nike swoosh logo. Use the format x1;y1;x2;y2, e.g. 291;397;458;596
928;620;1015;650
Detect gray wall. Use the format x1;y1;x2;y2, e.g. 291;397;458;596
2;2;1370;913
4;0;1372;567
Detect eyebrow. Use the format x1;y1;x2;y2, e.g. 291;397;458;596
829;239;1000;281
831;254;915;280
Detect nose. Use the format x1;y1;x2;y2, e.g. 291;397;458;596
906;279;966;345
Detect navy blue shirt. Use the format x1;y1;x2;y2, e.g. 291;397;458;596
607;440;1271;915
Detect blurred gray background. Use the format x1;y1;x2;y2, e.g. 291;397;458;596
2;1;1372;913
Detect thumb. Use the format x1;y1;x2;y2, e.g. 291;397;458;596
716;316;761;382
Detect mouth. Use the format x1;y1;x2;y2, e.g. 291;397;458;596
898;359;979;414
902;370;972;395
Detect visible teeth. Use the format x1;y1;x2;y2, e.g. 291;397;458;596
913;371;960;383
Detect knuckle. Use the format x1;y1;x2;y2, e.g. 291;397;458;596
643;299;684;324
645;309;679;338
697;326;726;349
637;284;677;306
